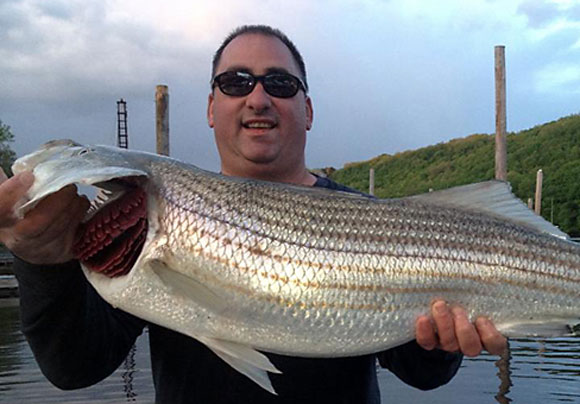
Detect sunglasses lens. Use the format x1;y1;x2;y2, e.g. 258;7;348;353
214;72;303;98
263;74;299;98
217;72;254;96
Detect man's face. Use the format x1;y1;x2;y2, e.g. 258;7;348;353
207;33;313;180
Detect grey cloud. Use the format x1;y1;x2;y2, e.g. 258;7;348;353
0;1;97;54
0;1;205;104
517;0;560;28
36;0;74;20
517;0;580;28
0;1;35;48
0;0;26;29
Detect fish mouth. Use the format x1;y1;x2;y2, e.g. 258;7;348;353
73;177;148;278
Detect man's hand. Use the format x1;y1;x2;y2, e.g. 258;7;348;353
0;168;90;264
415;299;507;357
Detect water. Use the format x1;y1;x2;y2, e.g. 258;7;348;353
0;300;579;403
0;300;155;403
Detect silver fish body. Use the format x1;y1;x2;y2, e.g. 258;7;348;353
13;140;580;393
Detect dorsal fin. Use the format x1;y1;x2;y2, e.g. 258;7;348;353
407;180;569;239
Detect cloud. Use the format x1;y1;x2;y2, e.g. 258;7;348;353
1;0;579;172
35;0;74;20
517;0;562;28
518;0;580;42
0;0;214;102
510;1;580;96
535;62;580;93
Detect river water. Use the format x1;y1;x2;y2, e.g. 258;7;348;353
0;300;579;403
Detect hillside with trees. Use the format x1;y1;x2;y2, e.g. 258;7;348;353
329;114;580;237
0;120;16;176
0;120;16;252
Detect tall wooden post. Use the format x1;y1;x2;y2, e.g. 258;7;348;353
156;85;170;156
495;45;507;181
369;168;375;196
535;169;543;215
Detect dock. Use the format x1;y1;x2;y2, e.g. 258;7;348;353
0;275;18;298
0;250;18;298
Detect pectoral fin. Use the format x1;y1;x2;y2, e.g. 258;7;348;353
149;259;281;394
148;259;228;314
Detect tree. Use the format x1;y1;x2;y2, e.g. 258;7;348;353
0;120;16;176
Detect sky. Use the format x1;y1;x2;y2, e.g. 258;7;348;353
1;0;579;172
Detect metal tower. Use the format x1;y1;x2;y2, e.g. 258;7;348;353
117;99;128;149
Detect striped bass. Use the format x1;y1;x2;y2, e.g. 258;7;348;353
12;139;580;394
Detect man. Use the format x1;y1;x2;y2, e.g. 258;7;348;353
0;25;506;403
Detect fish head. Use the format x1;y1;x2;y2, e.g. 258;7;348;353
13;139;149;215
12;139;153;278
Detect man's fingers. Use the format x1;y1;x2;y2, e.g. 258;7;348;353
30;193;87;244
431;300;460;352
51;194;91;252
0;172;34;220
421;300;507;357
476;317;508;355
14;185;78;238
415;315;437;350
63;195;91;252
7;193;90;264
452;306;482;357
0;173;92;264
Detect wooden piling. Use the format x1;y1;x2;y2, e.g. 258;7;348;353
156;85;170;156
535;169;543;215
495;46;507;181
369;168;375;196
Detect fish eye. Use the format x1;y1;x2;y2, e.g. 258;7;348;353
77;148;91;156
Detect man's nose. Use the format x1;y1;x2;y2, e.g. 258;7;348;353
245;82;272;112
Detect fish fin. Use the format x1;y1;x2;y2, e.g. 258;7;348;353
198;336;280;395
497;318;579;338
408;180;569;239
148;259;281;393
148;259;228;314
199;337;282;374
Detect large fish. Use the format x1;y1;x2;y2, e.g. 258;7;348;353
12;139;580;394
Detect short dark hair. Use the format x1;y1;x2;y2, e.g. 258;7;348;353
211;25;309;92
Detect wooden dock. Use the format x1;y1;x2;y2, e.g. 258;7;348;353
0;276;18;298
0;251;14;275
0;250;17;298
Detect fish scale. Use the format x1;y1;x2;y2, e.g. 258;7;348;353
12;140;580;394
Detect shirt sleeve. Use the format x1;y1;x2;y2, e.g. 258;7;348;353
376;340;463;390
13;257;146;389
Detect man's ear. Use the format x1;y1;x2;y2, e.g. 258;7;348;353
207;93;215;128
305;96;313;131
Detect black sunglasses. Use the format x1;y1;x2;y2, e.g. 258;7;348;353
212;71;307;98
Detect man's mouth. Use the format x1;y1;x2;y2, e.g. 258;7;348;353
242;120;277;129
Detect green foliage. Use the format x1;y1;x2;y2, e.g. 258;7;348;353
0;120;16;176
329;114;580;236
